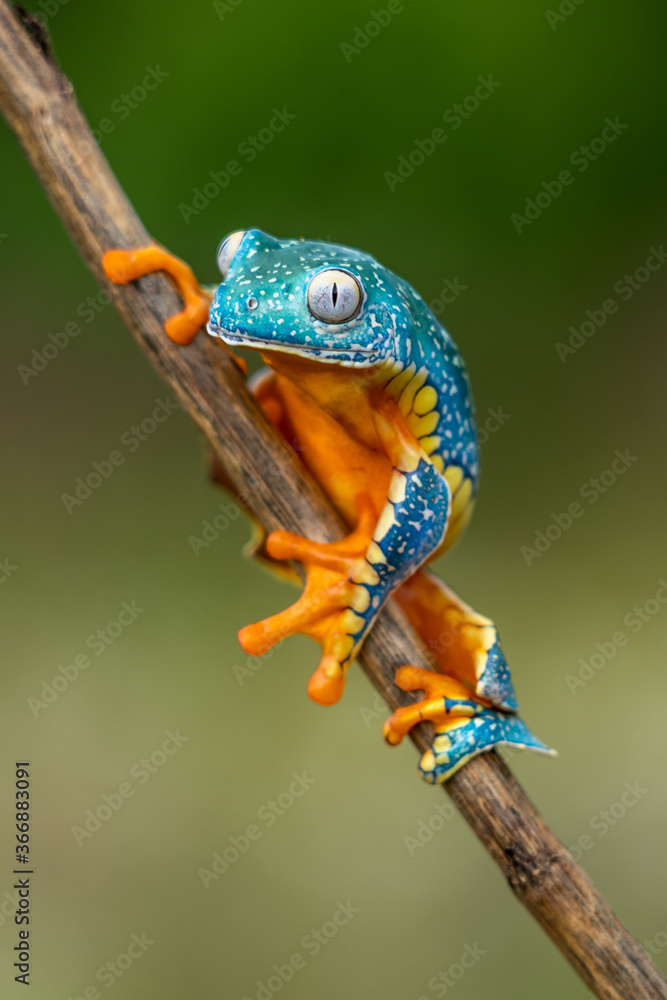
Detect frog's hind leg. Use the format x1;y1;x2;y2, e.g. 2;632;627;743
383;666;555;784
382;667;484;743
385;571;556;782
395;568;518;711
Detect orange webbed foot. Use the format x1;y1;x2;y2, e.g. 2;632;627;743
238;495;379;706
383;665;555;785
102;245;212;346
383;667;482;746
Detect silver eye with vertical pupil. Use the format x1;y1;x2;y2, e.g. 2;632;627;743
307;269;362;324
217;230;246;277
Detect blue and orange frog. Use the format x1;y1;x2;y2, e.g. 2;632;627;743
103;229;554;783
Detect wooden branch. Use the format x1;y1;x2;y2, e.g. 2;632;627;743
1;5;664;997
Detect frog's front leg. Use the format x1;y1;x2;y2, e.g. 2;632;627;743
239;399;450;705
103;245;212;344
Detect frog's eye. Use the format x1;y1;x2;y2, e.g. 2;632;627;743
217;230;246;277
307;269;362;324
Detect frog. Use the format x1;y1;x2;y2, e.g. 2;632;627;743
103;229;554;783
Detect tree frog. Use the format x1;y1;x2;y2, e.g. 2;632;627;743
103;230;554;783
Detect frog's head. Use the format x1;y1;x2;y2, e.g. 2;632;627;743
208;229;411;368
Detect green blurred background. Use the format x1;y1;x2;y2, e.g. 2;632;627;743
1;0;666;996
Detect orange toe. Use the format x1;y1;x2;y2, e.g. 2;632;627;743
165;302;210;345
383;718;404;746
238;623;273;658
102;249;137;284
307;660;345;706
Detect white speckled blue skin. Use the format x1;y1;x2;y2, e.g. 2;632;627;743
208;229;554;782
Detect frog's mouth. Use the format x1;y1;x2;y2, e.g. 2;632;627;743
207;322;385;366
